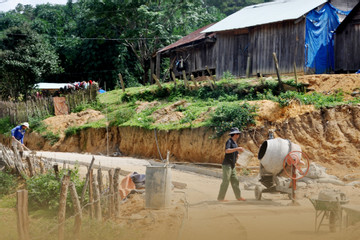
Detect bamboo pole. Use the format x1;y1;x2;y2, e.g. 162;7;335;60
69;182;82;240
58;173;71;240
16;190;30;240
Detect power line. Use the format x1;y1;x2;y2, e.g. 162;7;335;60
6;33;180;42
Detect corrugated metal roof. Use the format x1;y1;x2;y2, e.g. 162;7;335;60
158;23;216;53
202;0;328;33
35;83;72;90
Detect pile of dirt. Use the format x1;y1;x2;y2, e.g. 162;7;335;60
43;109;105;137
249;100;315;125
118;193;185;239
299;74;360;94
151;100;189;124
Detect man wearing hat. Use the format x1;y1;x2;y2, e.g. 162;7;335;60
11;122;29;158
217;127;246;202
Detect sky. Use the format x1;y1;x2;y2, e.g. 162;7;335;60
0;0;72;12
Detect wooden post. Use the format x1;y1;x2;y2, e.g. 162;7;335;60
246;55;251;78
156;53;161;80
205;66;212;76
92;174;102;221
171;72;177;88
206;77;214;90
113;168;121;218
16;190;30;240
152;74;163;89
58;173;71;240
272;52;283;90
89;169;94;218
53;164;59;179
81;156;96;204
150;57;155;84
190;74;199;90
97;168;103;195
25;156;35;177
108;169;115;219
182;70;188;89
118;73;125;92
69;182;82;240
294;62;298;85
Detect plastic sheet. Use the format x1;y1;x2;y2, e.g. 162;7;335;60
305;3;350;74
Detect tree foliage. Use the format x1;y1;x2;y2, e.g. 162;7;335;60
0;25;63;100
0;0;268;98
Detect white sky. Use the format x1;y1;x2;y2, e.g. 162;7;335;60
0;0;72;12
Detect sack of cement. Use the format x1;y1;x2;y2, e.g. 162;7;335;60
318;189;347;202
237;150;254;167
306;163;329;179
258;138;301;175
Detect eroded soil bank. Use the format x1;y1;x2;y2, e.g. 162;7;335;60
2;104;359;178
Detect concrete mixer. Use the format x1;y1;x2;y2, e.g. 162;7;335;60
255;137;310;201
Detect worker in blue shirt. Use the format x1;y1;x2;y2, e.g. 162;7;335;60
11;122;29;158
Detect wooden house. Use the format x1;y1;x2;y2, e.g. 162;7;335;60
335;1;360;73
157;0;358;79
156;23;217;78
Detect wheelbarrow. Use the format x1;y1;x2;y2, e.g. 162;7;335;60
309;195;349;232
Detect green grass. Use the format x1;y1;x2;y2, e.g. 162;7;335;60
0;76;350;140
82;76;359;137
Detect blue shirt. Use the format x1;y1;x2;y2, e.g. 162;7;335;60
11;125;26;144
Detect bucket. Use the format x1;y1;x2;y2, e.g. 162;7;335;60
237;150;254;167
257;138;301;175
145;166;172;209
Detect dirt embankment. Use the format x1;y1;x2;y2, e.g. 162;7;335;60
5;103;357;179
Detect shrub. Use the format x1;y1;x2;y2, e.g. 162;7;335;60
109;108;136;127
209;103;257;137
0;171;16;196
0;117;12;135
26;166;84;210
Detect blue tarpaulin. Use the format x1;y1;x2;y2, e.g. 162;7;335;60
305;3;350;74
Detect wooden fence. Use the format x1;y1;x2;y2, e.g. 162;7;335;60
0;85;98;125
0;143;128;240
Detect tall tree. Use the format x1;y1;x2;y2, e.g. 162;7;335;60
0;25;63;100
77;0;222;85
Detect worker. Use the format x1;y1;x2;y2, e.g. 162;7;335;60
217;127;246;202
11;122;29;158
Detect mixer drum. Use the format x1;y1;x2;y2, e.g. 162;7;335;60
258;138;301;175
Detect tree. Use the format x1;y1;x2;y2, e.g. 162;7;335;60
77;0;222;86
0;25;63;101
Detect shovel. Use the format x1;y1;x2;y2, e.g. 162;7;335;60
13;138;37;155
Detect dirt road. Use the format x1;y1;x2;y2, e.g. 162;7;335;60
34;151;360;240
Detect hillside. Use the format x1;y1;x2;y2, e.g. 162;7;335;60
2;74;360;179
